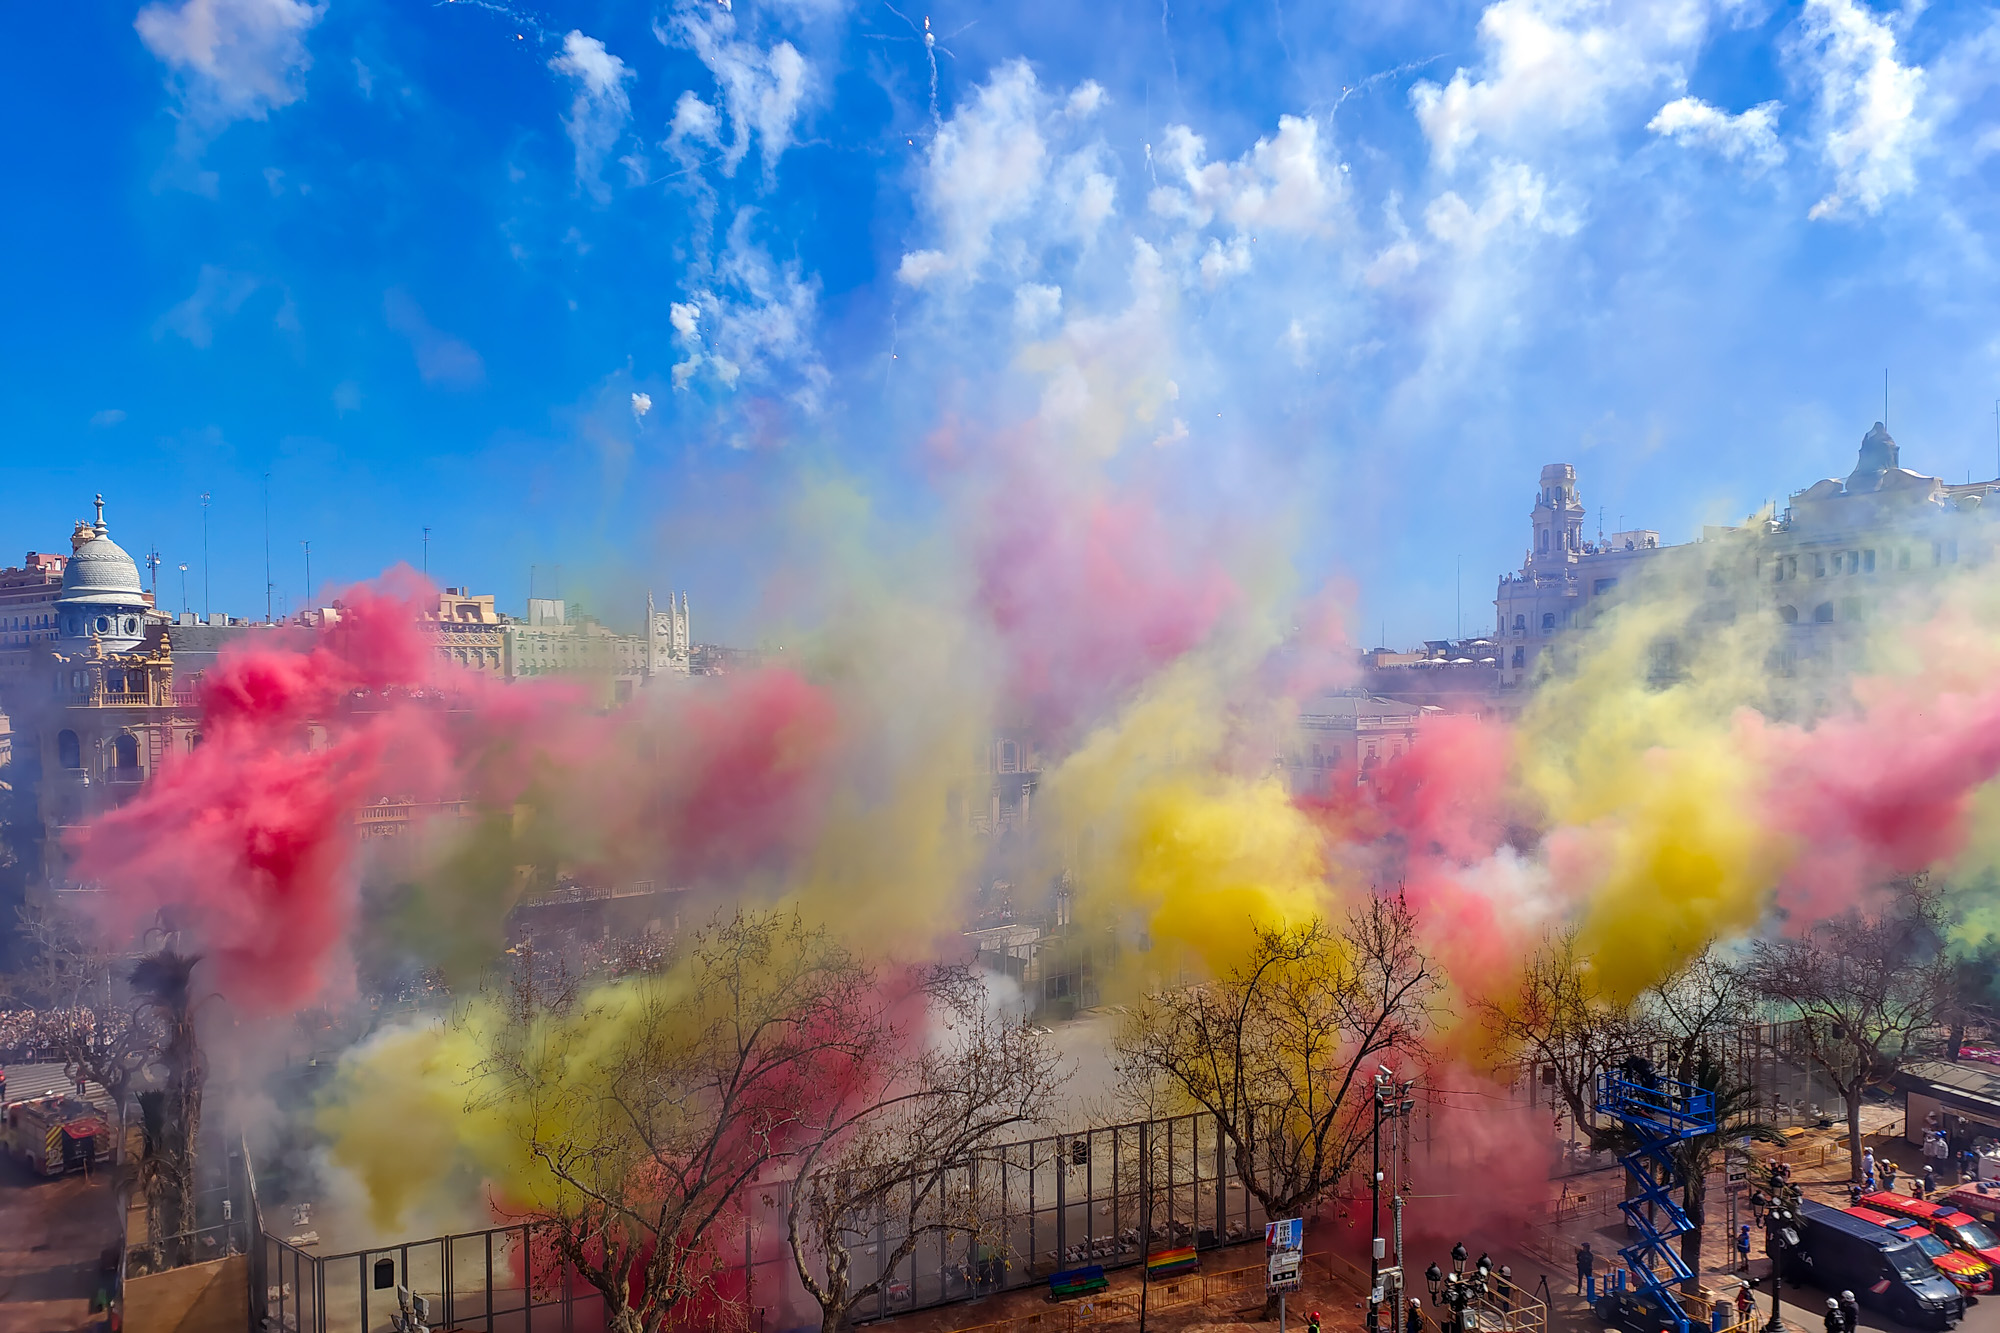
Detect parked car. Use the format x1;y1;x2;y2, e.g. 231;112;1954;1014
1845;1207;1992;1294
1867;1192;2000;1271
1790;1200;1963;1329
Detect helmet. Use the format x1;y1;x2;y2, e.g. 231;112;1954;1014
1827;1299;1840;1309
1501;1267;1511;1277
1840;1292;1854;1302
1413;1299;1423;1307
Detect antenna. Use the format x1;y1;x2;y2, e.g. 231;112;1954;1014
263;471;273;623
178;564;188;617
199;491;211;620
301;540;312;613
146;546;162;601
1884;368;1889;431
1455;555;1462;640
423;526;431;577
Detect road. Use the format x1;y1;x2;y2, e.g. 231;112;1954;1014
0;1156;117;1333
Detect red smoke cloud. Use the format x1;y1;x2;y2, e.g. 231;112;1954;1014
70;573;844;1012
978;485;1238;733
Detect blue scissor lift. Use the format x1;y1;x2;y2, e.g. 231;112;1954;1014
1595;1070;1717;1333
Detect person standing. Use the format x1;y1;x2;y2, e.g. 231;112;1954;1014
1308;1310;1323;1333
1735;1284;1755;1328
1498;1266;1514;1314
1737;1225;1753;1272
1576;1242;1595;1295
1863;1147;1877;1191
1839;1290;1860;1333
1407;1298;1424;1333
1882;1159;1898;1192
1924;1164;1937;1196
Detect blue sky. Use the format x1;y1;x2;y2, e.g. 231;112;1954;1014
3;0;1998;645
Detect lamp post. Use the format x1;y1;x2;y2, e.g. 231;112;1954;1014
1764;1204;1799;1333
1426;1263;1443;1307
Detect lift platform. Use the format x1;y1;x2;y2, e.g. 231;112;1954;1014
1594;1069;1717;1333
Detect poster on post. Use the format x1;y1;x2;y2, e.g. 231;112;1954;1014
1266;1217;1304;1294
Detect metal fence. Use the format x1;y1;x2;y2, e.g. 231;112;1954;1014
250;1111;1273;1333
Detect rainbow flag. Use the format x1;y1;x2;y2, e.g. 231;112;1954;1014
1146;1246;1199;1280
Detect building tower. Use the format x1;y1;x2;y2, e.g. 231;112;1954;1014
55;496;150;655
1528;463;1586;572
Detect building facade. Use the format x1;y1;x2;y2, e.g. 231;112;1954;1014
1279;690;1435;796
1493;423;2000;700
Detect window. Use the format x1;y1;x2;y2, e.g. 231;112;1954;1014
1513;614;1526;631
57;730;80;770
1512;647;1525;667
1541;612;1556;631
1538;529;1549;552
94;615;110;633
1788;556;1798;580
1898;548;1911;570
1845;551;1858;574
1863;549;1875;573
1593;578;1618;594
113;734;138;769
1813;554;1825;577
1814;602;1834;623
1778;605;1798;624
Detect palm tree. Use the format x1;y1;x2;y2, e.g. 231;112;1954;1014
1669;1048;1788;1292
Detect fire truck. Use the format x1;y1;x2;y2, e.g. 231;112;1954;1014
2;1095;111;1175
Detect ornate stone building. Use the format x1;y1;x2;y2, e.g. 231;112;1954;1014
1493;423;2000;703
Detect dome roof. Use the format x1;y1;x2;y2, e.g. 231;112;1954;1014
57;497;145;605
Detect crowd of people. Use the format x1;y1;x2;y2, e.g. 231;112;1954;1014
0;1005;96;1063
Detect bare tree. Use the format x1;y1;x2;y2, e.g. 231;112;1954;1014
1637;948;1784;1290
1744;878;1957;1182
1475;927;1639;1154
1113;893;1436;1309
782;969;1064;1333
11;906;152;1162
471;910;886;1333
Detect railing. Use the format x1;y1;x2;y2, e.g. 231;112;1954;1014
254;1110;1277;1333
127;1219;250;1277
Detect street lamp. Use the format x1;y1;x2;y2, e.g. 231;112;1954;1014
1451;1242;1468;1278
1764;1205;1800;1333
1426;1263;1443;1306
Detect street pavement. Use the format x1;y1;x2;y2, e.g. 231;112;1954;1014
0;1156;117;1333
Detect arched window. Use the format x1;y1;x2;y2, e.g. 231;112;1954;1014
1778;605;1798;624
1813;602;1834;623
1541;612;1556;631
57;730;80;770
113;734;139;770
1513;614;1526;631
1538;530;1549;552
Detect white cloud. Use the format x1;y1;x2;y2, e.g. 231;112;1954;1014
1410;0;1707;172
156;265;262;347
1014;283;1063;330
550;31;635;202
897;61;1115;287
657;4;811;181
1198;235;1254;287
898;62;1048;284
1148;115;1344;237
1424;161;1581;250
90;409;127;428
668;214;830;418
631;391;654;421
383;290;485;389
1648;96;1787;173
135;0;323;127
1792;0;1926;219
